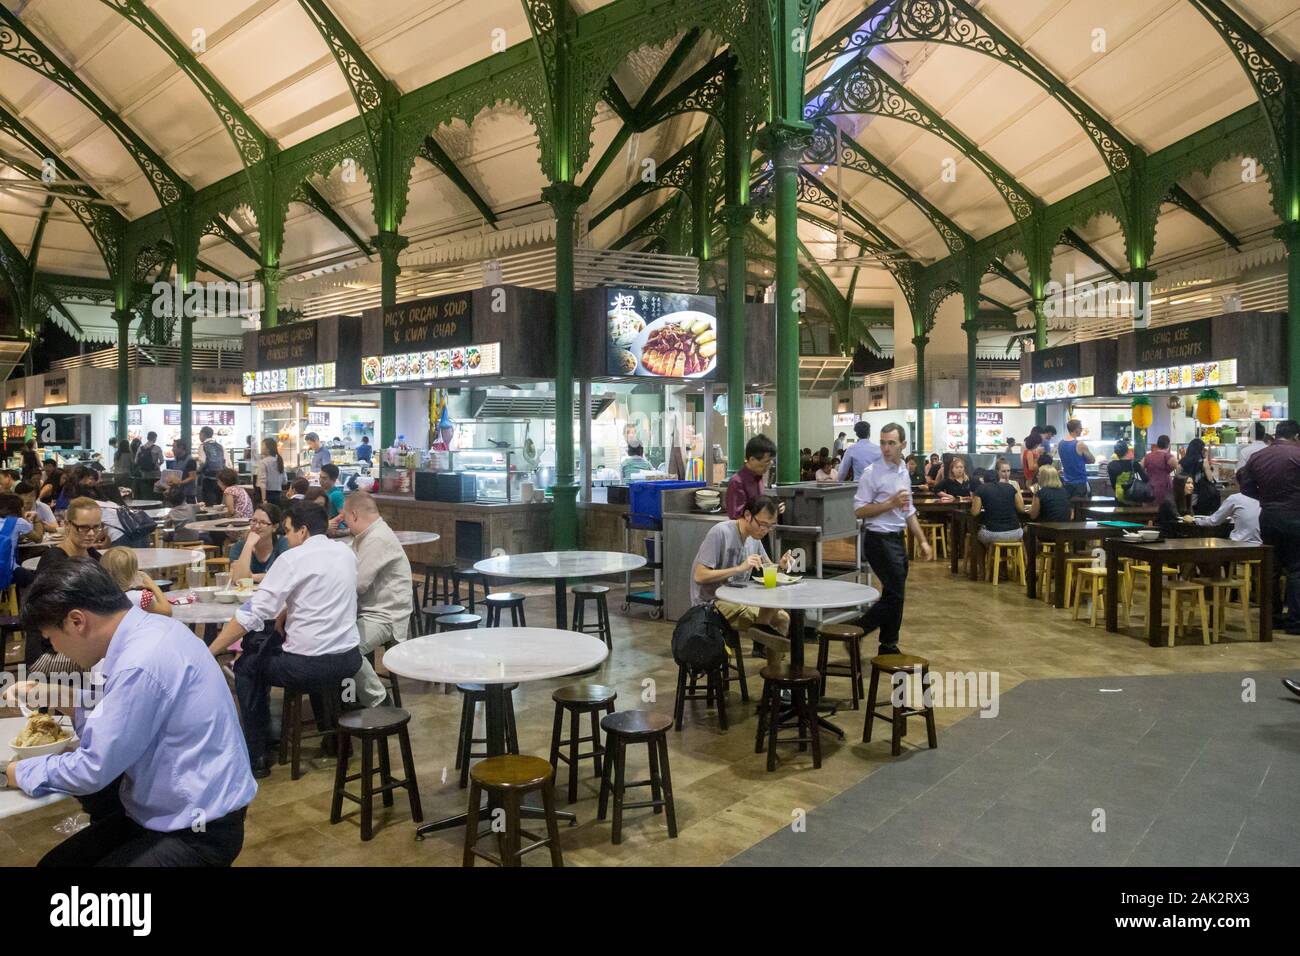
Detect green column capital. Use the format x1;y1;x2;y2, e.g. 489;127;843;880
256;265;288;288
759;121;812;166
1275;220;1300;250
541;181;591;217
372;230;410;263
111;308;133;326
960;318;980;336
1123;268;1157;284
911;334;929;350
720;203;753;237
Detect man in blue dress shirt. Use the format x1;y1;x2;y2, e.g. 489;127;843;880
3;559;256;866
837;421;882;482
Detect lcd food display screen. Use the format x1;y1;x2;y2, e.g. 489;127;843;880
605;288;718;379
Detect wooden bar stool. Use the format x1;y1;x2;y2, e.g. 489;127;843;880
672;660;729;731
422;564;456;605
597;710;677;844
330;707;423;841
1123;563;1182;623
462;755;563;867
916;521;948;559
436;612;481;632
1197;572;1252;642
451;569;489;613
986;540;1025;586
1164;582;1211;646
1036;542;1057;602
1070;566;1112;627
548;684;617;803
1062;555;1099;605
485;592;528;627
456;683;520;788
571;584;613;649
421;602;465;632
815;623;865;709
754;665;822;771
863;654;937;757
279;682;343;780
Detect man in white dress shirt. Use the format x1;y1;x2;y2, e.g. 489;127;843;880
852;423;930;655
210;501;362;778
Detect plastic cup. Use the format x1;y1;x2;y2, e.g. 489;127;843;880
762;564;777;589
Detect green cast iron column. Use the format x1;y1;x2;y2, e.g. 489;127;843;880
722;205;752;471
962;319;978;455
113;308;132;445
257;267;286;330
258;174;285;330
913;334;928;455
542;182;589;550
1281;222;1300;398
771;124;805;483
375;231;408;451
174;211;198;448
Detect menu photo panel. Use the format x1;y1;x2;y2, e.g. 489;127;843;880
605;288;719;379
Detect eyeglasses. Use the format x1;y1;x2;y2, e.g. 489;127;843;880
68;521;103;533
751;517;776;532
249;518;271;527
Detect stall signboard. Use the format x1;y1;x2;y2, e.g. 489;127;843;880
42;373;69;406
2;410;32;427
943;410;1006;453
164;409;236;426
1031;344;1081;381
256;320;318;367
1116;358;1236;395
308;411;330;425
605;288;718;379
361;342;501;385
381;292;474;353
1019;376;1095;403
867;384;888;410
242;363;337;396
975;378;1020;407
832;413;858;429
191;370;247;403
1135;319;1212;367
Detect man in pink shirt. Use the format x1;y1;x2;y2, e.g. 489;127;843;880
725;435;776;519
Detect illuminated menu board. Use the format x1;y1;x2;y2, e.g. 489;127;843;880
1116;359;1235;395
1019;376;1095;403
361;343;501;385
243;363;337;396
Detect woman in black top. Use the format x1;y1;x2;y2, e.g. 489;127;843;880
937;457;972;498
971;459;1027;543
20;441;39;482
1030;465;1074;522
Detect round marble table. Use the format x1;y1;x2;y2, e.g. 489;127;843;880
21;547;204;573
394;530;440;547
385;627;608;837
126;499;163;508
715;579;880;669
184;518;251;534
168;590;241;626
475;550;647;629
0;717;71;821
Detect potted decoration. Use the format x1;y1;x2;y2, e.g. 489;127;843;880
1131;395;1153;430
1195;388;1222;426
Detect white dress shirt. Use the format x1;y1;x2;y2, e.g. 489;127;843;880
855;458;916;533
1192;492;1262;545
235;533;360;655
1236;441;1267;470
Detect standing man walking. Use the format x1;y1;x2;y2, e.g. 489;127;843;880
199;426;226;506
837;421;881;482
1237;418;1300;635
1056;419;1094;499
852;423;930;655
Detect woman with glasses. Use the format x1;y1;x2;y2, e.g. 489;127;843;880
37;497;107;572
228;504;286;583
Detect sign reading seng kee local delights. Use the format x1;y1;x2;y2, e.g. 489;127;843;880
1135;318;1212;367
257;320;318;368
382;292;473;353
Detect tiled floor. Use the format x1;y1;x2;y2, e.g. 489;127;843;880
3;554;1298;867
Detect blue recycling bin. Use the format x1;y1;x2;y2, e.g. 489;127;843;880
628;480;706;531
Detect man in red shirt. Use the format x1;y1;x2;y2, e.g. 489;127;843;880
725;435;776;519
1237;419;1300;637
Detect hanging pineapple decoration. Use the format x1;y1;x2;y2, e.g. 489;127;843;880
1195;388;1222;426
1131;395;1153;430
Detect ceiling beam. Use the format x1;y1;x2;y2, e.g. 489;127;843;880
418;136;499;228
294;181;375;256
1060;228;1125;281
1165;184;1242;250
0;7;186;207
206;216;262;265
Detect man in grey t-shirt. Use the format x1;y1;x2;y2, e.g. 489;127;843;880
691;495;794;666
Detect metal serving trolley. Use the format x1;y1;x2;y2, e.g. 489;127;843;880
621;480;705;619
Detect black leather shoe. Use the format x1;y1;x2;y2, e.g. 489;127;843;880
878;644;901;656
1283;679;1300;699
251;756;271;779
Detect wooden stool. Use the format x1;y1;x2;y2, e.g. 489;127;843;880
754;665;822;771
987;540;1025;586
436;612;481;632
863;654;937;757
330;707;423;841
815;623;866;709
421;603;465;632
456;683;520;788
548;684;617;803
916;521;948;559
1062;556;1099;605
422;564;456;605
484;591;528;627
571;584;613;649
451;569;489;613
1070;566;1111;627
279;683;343;780
672;660;729;731
1198;574;1252;642
1123;563;1182;623
598;710;677;844
1036;542;1057;603
1165;582;1211;646
463;755;563;867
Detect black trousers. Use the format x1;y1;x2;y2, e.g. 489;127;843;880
1260;508;1300;620
201;474;222;506
858;530;909;647
38;777;246;867
233;631;361;763
1064;481;1090;499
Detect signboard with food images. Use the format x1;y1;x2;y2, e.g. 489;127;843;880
1020;376;1095;403
605;288;718;379
242;363;338;396
361;342;501;385
1116;358;1235;395
943;410;1006;453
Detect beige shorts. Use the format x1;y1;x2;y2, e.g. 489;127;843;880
714;600;791;651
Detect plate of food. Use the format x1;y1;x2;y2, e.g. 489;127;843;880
10;712;77;760
466;347;481;371
629;312;717;377
1035;382;1047;400
1193;364;1206;385
1134;370;1145;390
612;348;637;374
1207;361;1219;385
362;356;381;385
1180;365;1192;387
608;307;646;346
1118;371;1132;393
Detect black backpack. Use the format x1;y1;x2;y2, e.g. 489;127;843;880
135;443;157;473
671;603;731;672
114;507;157;548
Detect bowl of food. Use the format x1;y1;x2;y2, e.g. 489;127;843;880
1138;529;1160;541
10;712;78;760
215;589;241;603
190;585;222;604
